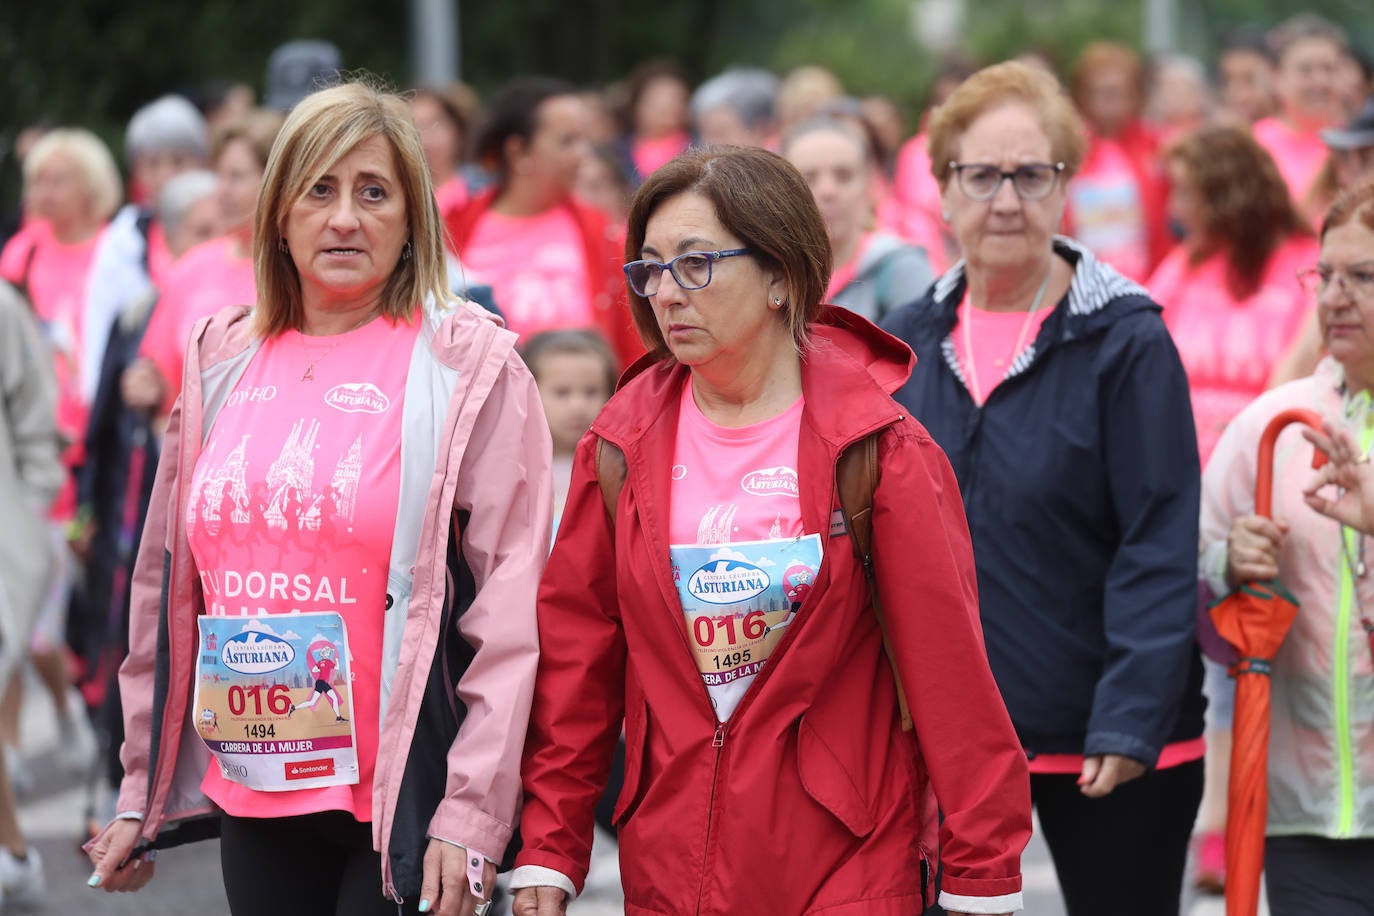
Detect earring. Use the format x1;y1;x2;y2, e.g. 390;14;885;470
278;238;289;254
773;297;783;305
401;241;413;260
941;211;950;222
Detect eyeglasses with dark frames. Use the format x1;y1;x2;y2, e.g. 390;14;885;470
623;248;754;297
948;162;1066;201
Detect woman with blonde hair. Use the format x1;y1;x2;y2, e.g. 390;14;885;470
86;79;552;916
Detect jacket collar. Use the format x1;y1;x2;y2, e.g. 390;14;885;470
594;306;913;451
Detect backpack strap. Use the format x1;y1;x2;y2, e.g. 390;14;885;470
596;437;628;523
837;433;914;732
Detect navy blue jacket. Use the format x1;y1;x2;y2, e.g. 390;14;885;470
881;238;1205;765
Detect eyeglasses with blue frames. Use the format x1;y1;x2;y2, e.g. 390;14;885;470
623;248;754;297
948;161;1066;201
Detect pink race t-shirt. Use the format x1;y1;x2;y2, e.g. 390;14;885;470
461;208;592;340
140;235;256;410
1252;118;1330;205
1151;234;1319;466
186;315;419;822
1068;139;1150;282
1;220;103;517
893;133;951;275
632;132;691;179
434;174;470;224
954;303;1055;406
670;382;818;722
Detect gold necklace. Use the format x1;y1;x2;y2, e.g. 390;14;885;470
960;265;1053;405
299;309;379;382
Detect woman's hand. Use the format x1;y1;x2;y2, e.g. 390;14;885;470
1078;754;1146;798
512;886;568;915
418;839;497;916
1225;514;1288;587
1303;422;1374;535
86;817;156;892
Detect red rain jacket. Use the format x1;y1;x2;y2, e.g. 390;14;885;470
517;308;1032;914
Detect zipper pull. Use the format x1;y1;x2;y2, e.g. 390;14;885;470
712;723;726;748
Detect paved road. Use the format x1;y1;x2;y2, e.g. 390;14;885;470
15;686;1247;915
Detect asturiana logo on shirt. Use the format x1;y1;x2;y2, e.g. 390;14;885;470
740;467;799;498
325;382;390;415
221;631;296;676
687;560;771;605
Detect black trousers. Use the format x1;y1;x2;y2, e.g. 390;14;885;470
1266;835;1374;916
1031;759;1203;916
220;811;420;916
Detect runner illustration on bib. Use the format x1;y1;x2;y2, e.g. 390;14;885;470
194;613;360;791
288;642;348;722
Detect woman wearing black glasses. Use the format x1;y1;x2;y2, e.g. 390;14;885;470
881;62;1206;916
511;145;1032;916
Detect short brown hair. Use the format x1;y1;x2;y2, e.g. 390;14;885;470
927;61;1087;189
1321;178;1374;241
624;146;831;360
252;80;451;337
210;109;285;171
1167;125;1310;300
1070;42;1145;111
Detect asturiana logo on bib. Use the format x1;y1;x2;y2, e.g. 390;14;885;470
740;467;799;498
325;382;390;415
687;560;771;605
221;631;296;675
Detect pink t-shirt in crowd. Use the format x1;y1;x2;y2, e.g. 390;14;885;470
140;235;256;410
670;383;812;722
632;132;691;179
1252;117;1330;205
1068;139;1150;282
825;232;876;302
1150;234;1320;466
434;174;470;224
954;303;1055;406
0;219;103;518
187;314;418;822
461;207;592;340
892;133;951;275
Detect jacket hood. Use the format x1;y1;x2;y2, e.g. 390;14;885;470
193;298;506;374
599;305;913;447
931;235;1158;332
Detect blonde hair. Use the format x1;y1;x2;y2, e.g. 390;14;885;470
927;61;1087;189
23;128;123;223
253;79;451;337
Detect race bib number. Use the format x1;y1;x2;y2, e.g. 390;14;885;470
194;612;359;791
671;535;823;691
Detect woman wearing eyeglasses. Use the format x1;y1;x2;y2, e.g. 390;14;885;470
511;146;1032;916
1200;179;1374;916
881;62;1205;916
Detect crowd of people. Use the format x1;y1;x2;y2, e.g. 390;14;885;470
0;10;1368;916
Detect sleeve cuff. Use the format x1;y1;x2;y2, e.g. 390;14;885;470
1201;539;1230;600
115;811;144;821
508;865;576;899
939;890;1024;913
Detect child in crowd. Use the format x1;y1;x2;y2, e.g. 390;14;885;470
522;329;619;533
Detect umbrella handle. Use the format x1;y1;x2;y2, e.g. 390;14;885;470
1255;408;1328;519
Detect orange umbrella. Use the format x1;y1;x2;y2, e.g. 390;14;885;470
1209;407;1327;916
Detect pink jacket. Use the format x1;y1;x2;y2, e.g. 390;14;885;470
107;300;552;902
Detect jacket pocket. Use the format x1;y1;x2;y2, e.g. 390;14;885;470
611;692;648;826
796;715;877;837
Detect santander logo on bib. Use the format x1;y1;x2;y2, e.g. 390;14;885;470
221;630;296;676
325;382;390;415
740;466;799;498
687;559;771;605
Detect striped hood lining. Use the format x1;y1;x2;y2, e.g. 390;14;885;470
935;236;1152;389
